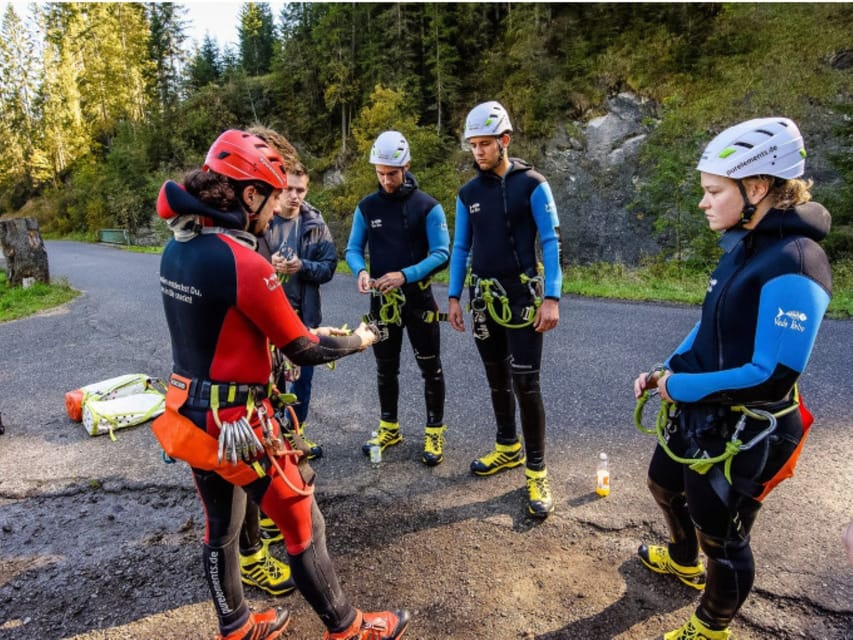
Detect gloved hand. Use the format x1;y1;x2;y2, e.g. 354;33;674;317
353;320;382;349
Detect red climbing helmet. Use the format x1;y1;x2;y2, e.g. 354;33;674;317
203;130;287;190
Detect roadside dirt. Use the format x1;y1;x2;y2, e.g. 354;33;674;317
0;440;850;640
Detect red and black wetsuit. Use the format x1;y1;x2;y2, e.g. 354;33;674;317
160;224;363;636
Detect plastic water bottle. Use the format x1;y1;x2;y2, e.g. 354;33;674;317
596;452;610;497
369;431;382;467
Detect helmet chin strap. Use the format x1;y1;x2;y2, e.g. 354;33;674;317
243;190;273;235
736;179;757;224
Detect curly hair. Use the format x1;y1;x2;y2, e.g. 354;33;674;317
184;169;238;212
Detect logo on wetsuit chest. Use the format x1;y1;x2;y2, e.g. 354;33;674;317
774;307;807;332
370;218;383;229
469;203;481;215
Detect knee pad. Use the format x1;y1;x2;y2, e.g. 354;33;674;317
697;530;755;627
376;356;400;379
648;477;697;557
511;370;541;396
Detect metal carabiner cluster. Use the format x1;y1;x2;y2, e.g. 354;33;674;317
217;416;264;465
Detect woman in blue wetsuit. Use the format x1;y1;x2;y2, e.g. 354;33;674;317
633;117;832;640
447;101;563;518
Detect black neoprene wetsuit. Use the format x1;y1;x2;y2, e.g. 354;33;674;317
646;202;832;629
449;159;562;469
345;173;450;428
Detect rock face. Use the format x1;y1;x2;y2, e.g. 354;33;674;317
541;92;661;266
540;92;848;266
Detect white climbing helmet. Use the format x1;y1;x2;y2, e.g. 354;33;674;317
369;131;411;167
464;101;513;140
697;117;806;180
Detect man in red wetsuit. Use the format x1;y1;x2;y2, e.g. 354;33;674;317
155;129;410;640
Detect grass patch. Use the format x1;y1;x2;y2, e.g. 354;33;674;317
123;245;163;254
0;270;79;322
562;259;853;319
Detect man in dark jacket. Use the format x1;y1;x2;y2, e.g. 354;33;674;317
259;161;337;460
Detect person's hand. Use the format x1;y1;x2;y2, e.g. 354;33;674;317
271;253;288;273
448;298;465;332
633;369;673;401
353;321;379;349
281;256;302;275
357;270;372;294
533;298;559;333
311;325;351;337
372;271;405;294
844;520;853;567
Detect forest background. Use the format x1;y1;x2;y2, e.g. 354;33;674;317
0;2;851;279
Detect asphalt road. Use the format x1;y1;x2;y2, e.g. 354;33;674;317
0;240;851;637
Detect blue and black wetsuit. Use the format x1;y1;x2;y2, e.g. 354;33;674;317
648;202;832;629
449;158;562;470
346;172;450;428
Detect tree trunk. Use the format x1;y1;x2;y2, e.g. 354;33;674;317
0;217;50;287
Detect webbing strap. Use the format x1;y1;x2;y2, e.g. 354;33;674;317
421;310;449;323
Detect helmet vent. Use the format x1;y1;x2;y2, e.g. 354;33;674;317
734;142;754;149
755;129;773;136
216;151;231;160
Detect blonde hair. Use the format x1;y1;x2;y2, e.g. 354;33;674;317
247;125;301;171
769;177;813;210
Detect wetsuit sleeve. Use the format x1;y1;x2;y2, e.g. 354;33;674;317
282;334;364;366
345;206;368;276
531;182;562;299
401;203;450;283
448;195;472;299
666;274;830;403
299;222;337;284
665;322;700;366
232;245;319;349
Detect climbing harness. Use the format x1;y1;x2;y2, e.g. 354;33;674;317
370;286;406;326
271;345;301;383
152;373;315;496
469;272;543;329
421;310;448;324
634;365;806;493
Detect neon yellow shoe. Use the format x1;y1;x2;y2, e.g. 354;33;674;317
259;516;283;545
240;546;296;597
663;613;732;639
361;420;402;455
470;441;525;476
422;425;446;466
525;467;555;518
284;422;323;460
639;544;706;590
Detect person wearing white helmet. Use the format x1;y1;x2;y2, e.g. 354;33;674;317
632;117;832;640
448;101;563;518
346;130;451;466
